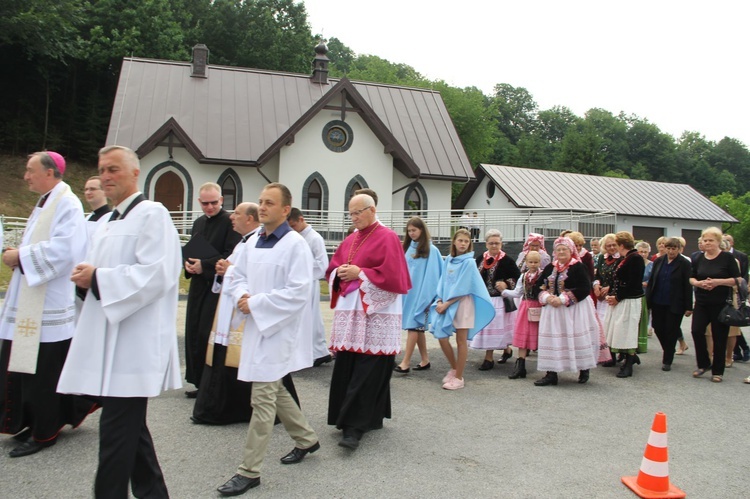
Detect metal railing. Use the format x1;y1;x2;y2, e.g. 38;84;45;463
1;209;618;251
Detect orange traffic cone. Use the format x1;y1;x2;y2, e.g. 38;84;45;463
621;412;685;499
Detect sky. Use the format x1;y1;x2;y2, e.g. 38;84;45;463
302;0;749;147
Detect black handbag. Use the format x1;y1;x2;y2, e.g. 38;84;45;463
503;296;517;313
719;278;750;327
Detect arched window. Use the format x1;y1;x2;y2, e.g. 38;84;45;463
344;175;369;210
221;176;237;210
306;179;322;211
301;172;329;216
217;168;243;211
403;182;428;215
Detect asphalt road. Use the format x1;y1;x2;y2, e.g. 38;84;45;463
1;301;749;498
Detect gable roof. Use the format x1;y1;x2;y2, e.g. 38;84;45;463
454;164;737;223
106;57;474;181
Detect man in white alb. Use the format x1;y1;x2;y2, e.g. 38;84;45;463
58;145;182;498
287;207;331;366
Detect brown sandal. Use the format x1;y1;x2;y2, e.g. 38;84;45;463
711;375;723;383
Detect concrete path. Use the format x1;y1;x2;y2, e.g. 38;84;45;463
1;302;748;498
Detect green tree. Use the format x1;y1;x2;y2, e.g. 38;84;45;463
491;83;538;145
712;192;750;251
626;119;678;182
709;137;750;194
555;121;605;175
433;82;495;168
345;54;427;86
85;0;189;67
326;36;354;75
583;109;629;174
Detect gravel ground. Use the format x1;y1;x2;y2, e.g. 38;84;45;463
1;300;749;498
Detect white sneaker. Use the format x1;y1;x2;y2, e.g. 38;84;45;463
442;369;456;384
442;377;465;390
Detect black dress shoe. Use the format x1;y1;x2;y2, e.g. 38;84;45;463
190;416;214;425
313;354;332;367
217;474;260;496
478;359;494;371
280;442;320;464
9;439;55;458
413;362;431;371
12;428;31;442
185;389;198;399
393;365;410;374
662;364;672;372
578;369;590;384
339;435;359;450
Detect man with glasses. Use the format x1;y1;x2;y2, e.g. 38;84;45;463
325;194;411;451
184;183;242;398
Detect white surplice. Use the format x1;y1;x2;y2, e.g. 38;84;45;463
210;235;252;347
0;181;87;343
226;230;313;382
300;225;329;359
57;198;182;397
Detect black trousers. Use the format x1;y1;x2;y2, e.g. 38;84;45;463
690;302;730;376
96;397;168;499
651;304;684;366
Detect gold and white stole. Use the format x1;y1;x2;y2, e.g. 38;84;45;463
9;184;72;374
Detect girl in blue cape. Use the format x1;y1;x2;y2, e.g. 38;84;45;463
430;229;495;390
395;217;443;374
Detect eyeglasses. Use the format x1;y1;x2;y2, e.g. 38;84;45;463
348;206;371;218
200;200;220;207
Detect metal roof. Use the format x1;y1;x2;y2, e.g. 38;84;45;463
463;164;737;222
106;57;474;181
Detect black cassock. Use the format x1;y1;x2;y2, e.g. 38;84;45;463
184;210;241;387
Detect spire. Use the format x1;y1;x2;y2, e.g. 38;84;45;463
311;40;329;84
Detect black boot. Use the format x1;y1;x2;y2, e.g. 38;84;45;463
578;369;590;384
508;358;526;379
498;349;513;364
617;352;626;363
534;371;558;386
602;349;617;367
616;354;634;378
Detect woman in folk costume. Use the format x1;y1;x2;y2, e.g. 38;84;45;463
594;233;622;367
395;217;442;374
570;231;611;365
470;230;520;370
533;237;600;386
501;250;543;380
604;232;645;378
516;232;551;273
430;229;494;390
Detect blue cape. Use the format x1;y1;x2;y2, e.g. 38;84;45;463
402;242;443;329
429;252;495;339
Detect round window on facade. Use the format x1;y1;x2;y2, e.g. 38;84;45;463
322;120;354;153
486;181;495;198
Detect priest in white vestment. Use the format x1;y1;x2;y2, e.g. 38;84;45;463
288;207;331;366
217;183;319;497
0;151;94;458
58;145;181;498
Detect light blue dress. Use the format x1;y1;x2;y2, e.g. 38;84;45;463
402;241;443;330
